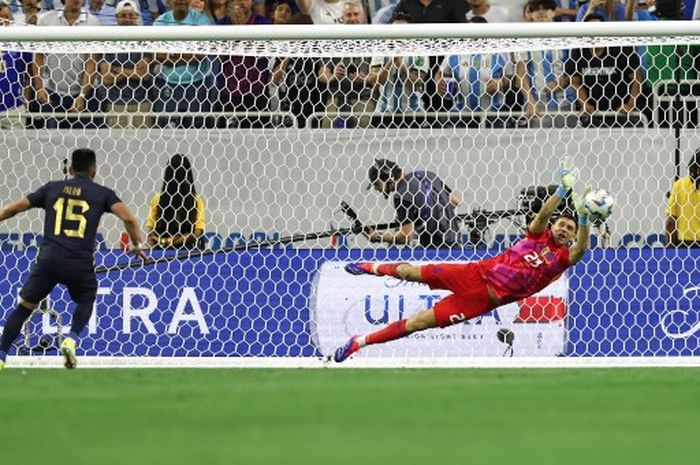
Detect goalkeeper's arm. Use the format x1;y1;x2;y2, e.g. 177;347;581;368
569;189;592;265
529;161;575;235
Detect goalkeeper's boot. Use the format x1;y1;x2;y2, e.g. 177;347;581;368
334;336;360;363
60;337;78;369
344;262;374;276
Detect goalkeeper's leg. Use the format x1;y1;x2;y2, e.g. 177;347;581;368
334;308;437;363
344;262;422;281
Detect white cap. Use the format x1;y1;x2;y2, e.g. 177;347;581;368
116;0;141;15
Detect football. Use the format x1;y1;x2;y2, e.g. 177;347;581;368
584;189;614;222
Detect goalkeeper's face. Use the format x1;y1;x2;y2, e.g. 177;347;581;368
551;217;577;246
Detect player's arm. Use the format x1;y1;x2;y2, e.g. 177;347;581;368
111;202;147;260
367;223;414;245
529;160;576;235
665;181;680;247
665;215;678;247
569;190;591;265
0;197;32;222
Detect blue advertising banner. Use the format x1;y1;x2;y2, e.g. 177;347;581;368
1;248;699;358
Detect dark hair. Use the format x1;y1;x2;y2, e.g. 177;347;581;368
654;0;683;19
468;15;488;23
527;0;557;11
290;12;313;24
583;13;605;22
155;154;198;236
390;11;413;23
368;159;402;186
71;148;97;174
555;213;579;230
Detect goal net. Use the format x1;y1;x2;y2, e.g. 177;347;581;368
1;23;699;367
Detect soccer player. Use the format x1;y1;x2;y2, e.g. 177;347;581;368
334;161;590;362
0;149;147;370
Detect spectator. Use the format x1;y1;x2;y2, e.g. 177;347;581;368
98;0;154;128
318;1;375;128
394;0;467;22
87;0;118;24
553;0;578;20
575;0;635;21
371;2;396;23
147;154;206;250
513;0;575;127
270;12;326;127
217;0;272;127
272;0;294;22
28;0;102;129
0;2;32;129
435;45;510;119
392;0;467;111
666;150;700;247
217;0;272;22
522;0;532;20
297;0;344;24
467;0;510;22
368;12;429;121
153;0;214;128
138;0;166;25
13;0;41;25
644;0;698;126
205;0;229;21
190;0;206;12
565;15;642;124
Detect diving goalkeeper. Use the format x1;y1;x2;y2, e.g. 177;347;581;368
334;161;591;362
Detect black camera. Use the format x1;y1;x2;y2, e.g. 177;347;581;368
519;185;575;225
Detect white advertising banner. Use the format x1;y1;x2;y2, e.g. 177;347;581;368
311;261;568;358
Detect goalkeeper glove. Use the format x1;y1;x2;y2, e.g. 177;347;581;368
572;186;593;227
555;158;577;199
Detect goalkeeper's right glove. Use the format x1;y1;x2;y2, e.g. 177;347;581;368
556;158;577;199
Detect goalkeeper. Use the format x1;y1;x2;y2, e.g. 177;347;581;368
334;160;591;362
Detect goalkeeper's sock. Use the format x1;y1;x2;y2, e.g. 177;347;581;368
374;263;407;278
0;304;33;359
361;319;408;346
69;301;94;342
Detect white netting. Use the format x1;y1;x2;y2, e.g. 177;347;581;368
1;24;699;367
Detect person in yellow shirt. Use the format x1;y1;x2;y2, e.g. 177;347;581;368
147;154;206;249
666;150;700;247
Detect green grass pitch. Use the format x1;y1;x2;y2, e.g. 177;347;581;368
2;368;699;465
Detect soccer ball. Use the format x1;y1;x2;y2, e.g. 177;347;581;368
584;189;614;222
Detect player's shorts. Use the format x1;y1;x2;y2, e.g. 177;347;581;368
19;260;98;305
421;263;497;328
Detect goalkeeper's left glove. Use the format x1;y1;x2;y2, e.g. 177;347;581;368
572;186;593;227
556;158;577;199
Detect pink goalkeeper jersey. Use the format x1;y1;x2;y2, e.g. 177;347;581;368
478;229;570;302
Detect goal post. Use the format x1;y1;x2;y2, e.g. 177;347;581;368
1;22;700;368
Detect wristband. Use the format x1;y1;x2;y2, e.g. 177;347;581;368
555;185;569;199
578;214;589;227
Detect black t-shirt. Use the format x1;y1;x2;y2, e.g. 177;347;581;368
565;46;640;111
26;174;121;264
394;171;461;248
394;0;468;23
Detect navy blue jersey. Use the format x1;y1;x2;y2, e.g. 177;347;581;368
26;174;121;263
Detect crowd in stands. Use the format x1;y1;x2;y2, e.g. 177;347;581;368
0;0;699;128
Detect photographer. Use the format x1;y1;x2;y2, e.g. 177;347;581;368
365;159;462;249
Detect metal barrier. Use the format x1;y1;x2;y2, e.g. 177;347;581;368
653;79;700;128
306;110;649;129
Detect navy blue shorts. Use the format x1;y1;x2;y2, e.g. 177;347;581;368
19;260;97;305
